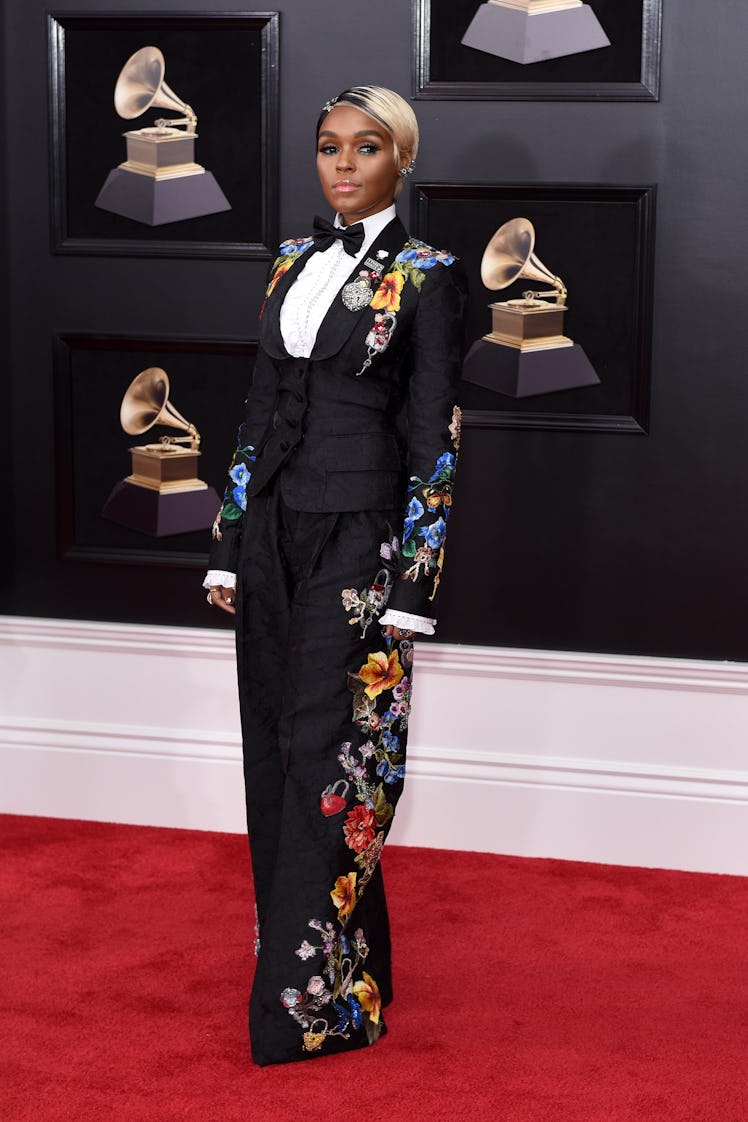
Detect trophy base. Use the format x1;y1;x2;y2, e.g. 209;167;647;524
461;3;610;63
102;480;221;537
462;338;600;398
95;166;231;226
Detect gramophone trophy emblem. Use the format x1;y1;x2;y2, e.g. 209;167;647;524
461;217;600;397
95;46;231;226
462;0;610;65
101;368;221;537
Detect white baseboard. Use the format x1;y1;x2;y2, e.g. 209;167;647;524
2;615;747;875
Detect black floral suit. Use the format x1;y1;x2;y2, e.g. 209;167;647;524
209;213;466;1064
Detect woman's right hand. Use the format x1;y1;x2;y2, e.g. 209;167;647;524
206;586;236;616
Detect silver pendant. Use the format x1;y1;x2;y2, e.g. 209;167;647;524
341;276;373;312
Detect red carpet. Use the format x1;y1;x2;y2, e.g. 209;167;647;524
2;815;747;1122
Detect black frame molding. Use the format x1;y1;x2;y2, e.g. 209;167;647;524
48;11;279;259
413;0;662;101
53;332;257;568
413;181;657;434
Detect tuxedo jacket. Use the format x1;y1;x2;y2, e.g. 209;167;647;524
209;214;467;619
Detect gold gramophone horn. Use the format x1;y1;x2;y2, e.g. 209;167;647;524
120;367;199;448
480;217;567;306
113;46;197;131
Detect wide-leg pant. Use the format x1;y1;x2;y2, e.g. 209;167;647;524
235;482;413;1066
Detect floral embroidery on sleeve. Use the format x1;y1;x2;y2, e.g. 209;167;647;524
211;429;256;540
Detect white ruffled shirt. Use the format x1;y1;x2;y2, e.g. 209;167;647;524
204;204;436;636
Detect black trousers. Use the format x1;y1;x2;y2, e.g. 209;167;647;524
235;482;413;1065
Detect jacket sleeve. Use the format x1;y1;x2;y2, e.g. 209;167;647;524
207;345;279;573
386;258;467;620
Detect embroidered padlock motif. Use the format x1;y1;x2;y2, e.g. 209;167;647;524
355;312;398;377
320;779;350;817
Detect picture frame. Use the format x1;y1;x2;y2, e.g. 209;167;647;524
413;182;656;433
53;333;256;567
413;0;662;101
48;11;279;258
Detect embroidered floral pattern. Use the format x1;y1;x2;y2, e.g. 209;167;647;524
330;872;358;920
354;238;456;376
352;972;382;1025
281;624;414;1054
260;237;314;314
212;433;257;537
401;442;459;600
370;270;405;313
358;649;404;699
449;405;462;452
341;532;400;635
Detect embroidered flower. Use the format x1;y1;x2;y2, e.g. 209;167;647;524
341;588;359;610
232;483;248;511
343;806;377;853
403;496;424;543
295;940;317;961
280;987;302;1008
358;650;404;700
352;972;382;1025
376;758;406;784
449;405;462;451
306;975;327;996
429;452;456;481
420;516;447;549
229;463;251;487
280;236;313;255
330;872;357;920
370;271;405;314
267;260;291;296
393;676;410;701
333;994;363;1032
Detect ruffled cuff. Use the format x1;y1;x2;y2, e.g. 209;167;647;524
379;608;435;636
202;570;237;590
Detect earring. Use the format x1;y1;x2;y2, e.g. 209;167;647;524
400;160;416;178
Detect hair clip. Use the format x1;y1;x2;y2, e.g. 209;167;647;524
321;95;339;114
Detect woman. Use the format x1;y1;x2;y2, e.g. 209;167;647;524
204;86;466;1065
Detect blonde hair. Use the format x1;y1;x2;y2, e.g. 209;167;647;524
317;86;419;197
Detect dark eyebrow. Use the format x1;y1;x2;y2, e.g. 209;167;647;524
318;128;387;140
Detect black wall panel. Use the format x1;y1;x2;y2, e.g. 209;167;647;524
3;1;748;659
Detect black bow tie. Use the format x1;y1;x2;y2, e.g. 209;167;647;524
312;215;365;256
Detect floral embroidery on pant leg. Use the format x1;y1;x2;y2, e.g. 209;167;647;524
280;628;414;1054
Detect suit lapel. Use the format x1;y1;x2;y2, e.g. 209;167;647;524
310;216;409;362
259;241;319;359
